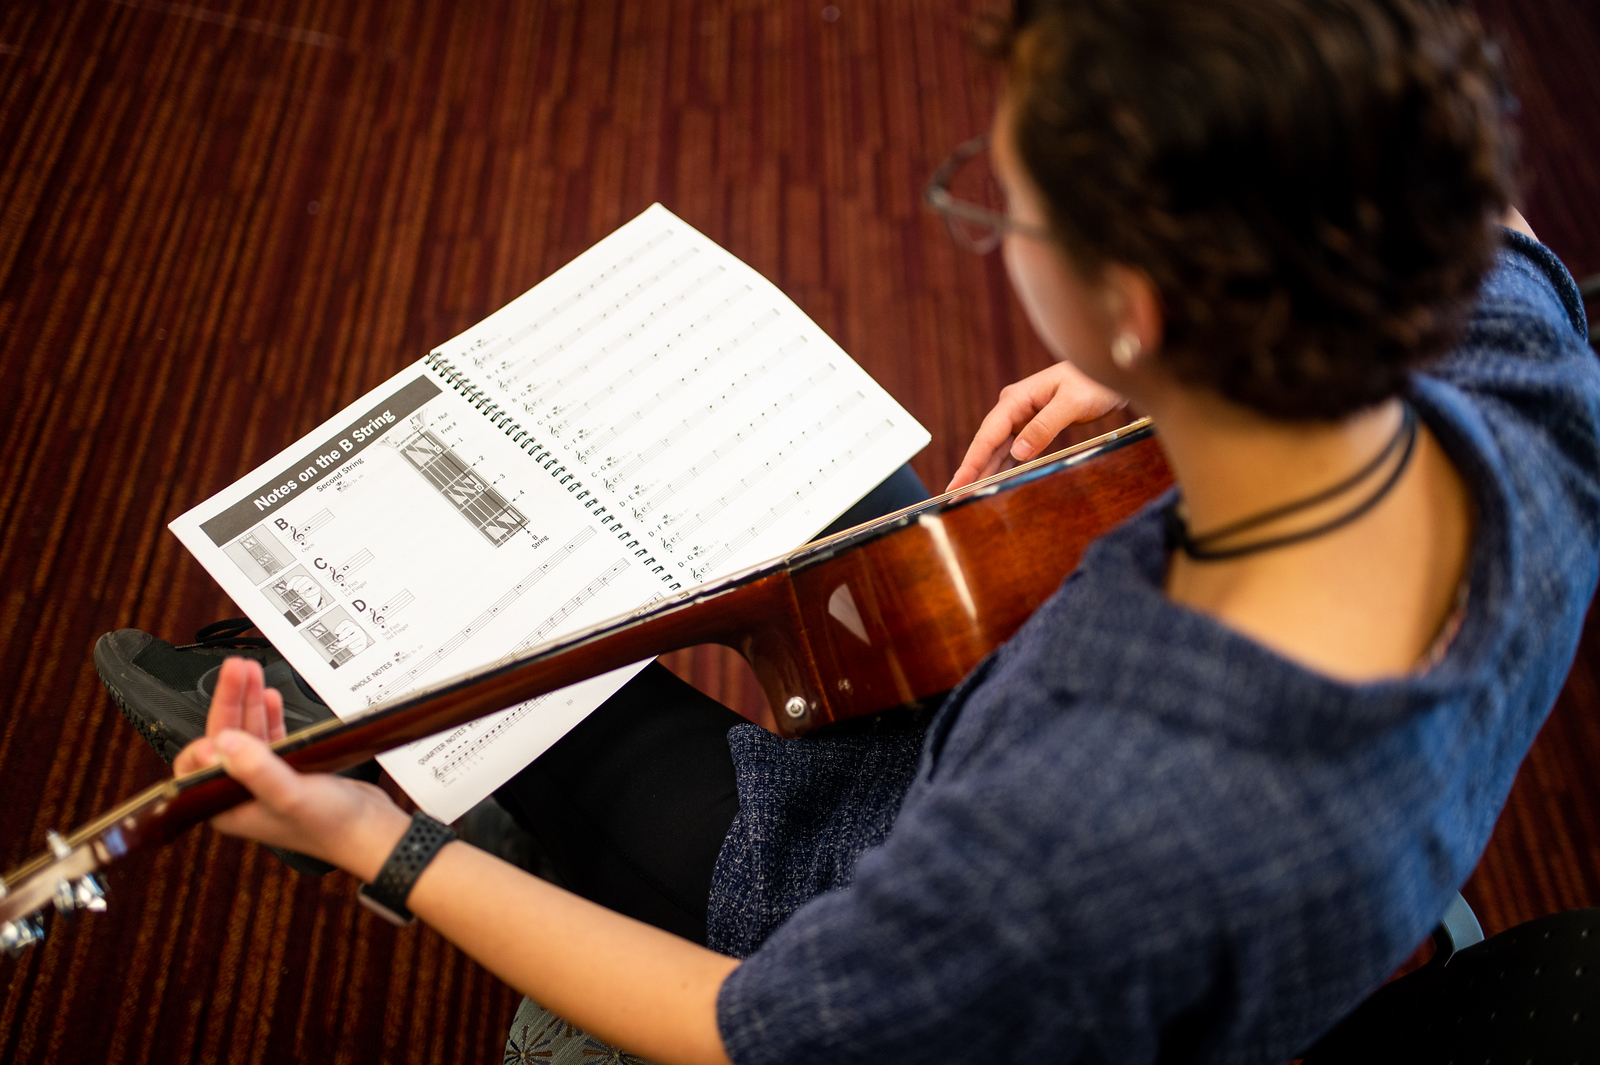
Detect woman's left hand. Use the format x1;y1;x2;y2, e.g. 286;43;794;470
172;657;409;881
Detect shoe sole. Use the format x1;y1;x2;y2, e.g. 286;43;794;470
94;631;220;763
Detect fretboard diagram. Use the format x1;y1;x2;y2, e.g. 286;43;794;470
224;524;293;584
392;419;528;546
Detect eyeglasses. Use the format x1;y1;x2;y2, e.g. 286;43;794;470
924;134;1054;254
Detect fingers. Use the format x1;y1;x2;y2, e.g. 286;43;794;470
206;657;251;738
241;662;267;739
947;363;1130;491
947;391;1034;491
173;736;217;775
265;687;287;742
213;729;304;812
1011;382;1098;460
202;740;410;878
207;657;282;742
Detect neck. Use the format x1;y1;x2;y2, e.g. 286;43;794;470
1127;374;1473;681
1138;386;1406;545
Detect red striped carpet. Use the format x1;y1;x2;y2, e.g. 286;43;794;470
0;2;1596;1062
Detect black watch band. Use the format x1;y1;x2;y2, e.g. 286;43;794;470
358;812;456;926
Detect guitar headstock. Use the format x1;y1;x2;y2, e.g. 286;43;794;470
0;829;115;958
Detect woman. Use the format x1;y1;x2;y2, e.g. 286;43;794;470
174;1;1600;1062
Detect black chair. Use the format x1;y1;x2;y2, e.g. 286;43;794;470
1303;896;1600;1064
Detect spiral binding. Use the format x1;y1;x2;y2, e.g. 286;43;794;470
422;350;683;591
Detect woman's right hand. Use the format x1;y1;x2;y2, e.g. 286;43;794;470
946;361;1127;491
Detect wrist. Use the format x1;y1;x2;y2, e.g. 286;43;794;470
342;802;412;883
357;811;457;926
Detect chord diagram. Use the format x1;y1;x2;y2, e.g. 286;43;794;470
263;566;330;625
301;607;370;669
392;419;528;546
224;524;294;584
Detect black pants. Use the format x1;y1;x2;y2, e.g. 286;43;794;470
494;464;930;944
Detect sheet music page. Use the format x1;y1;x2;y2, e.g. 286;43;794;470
170;204;929;821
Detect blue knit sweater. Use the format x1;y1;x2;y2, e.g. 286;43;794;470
709;232;1600;1065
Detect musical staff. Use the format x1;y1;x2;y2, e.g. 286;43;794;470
701;419;895;573
368;527;598;702
614;337;810;481
661;389;865;548
500;248;704;388
470;229;675;370
547;283;750;433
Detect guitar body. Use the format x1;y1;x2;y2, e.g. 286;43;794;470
733;423;1172;732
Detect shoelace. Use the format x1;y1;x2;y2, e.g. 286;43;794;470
176;617;272;651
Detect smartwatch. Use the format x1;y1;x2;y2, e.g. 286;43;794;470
357;811;456;926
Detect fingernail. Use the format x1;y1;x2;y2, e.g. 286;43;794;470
1012;440;1036;460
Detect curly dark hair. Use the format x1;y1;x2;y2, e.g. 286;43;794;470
990;0;1516;419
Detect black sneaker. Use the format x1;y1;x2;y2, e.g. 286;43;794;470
94;619;377;875
94;619;337;763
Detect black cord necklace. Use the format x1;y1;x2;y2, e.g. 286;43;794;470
1164;402;1419;561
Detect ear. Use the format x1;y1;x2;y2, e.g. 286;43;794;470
1102;263;1164;359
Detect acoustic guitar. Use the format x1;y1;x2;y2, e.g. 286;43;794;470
0;418;1171;954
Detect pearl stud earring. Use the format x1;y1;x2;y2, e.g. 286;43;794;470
1112;332;1142;371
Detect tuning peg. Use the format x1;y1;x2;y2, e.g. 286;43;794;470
1;916;44;957
52;873;108;917
72;875;107;914
53;879;75;915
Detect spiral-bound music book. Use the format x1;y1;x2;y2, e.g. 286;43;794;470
169;204;929;821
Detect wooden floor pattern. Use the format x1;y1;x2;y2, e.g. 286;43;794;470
0;1;1595;1062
